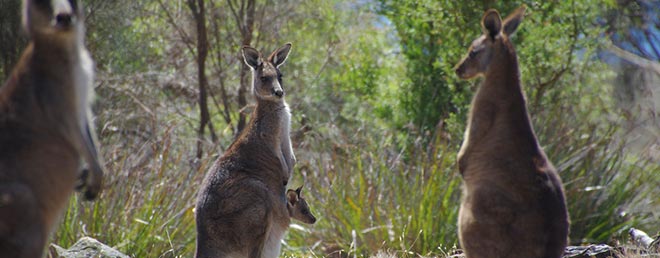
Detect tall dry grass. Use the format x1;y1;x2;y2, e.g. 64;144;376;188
50;70;660;257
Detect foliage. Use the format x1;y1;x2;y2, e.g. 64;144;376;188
0;0;658;257
517;0;659;243
81;0;158;73
377;0;467;134
285;128;461;257
603;0;660;61
54;73;205;257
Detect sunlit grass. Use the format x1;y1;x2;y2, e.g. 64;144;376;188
279;127;462;257
54;126;206;257
50;73;660;257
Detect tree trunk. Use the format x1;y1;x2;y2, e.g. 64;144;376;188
229;0;256;137
208;7;234;136
188;0;217;160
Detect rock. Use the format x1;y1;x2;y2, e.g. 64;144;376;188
48;237;129;258
563;244;619;258
446;245;620;258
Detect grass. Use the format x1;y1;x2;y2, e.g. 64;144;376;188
55;126;206;257
286;128;461;257
544;125;660;245
53;74;208;257
49;71;660;257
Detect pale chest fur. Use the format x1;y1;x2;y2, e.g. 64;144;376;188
278;102;295;178
52;45;94;154
261;221;289;258
74;48;94;130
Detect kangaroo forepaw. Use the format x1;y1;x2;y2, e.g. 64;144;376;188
83;184;100;200
75;168;87;191
75;167;103;201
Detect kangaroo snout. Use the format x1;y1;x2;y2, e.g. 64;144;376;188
454;64;464;77
55;13;73;27
454;61;472;79
273;88;284;97
52;0;75;28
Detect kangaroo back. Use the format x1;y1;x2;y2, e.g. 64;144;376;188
0;0;104;257
453;5;569;258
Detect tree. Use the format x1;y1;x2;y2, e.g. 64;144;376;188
187;0;218;159
604;0;660;61
376;1;503;136
601;0;660;161
156;0;217;159
377;0;460;134
227;0;257;135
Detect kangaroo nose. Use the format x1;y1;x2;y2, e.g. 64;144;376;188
454;65;463;76
55;13;73;27
273;89;284;97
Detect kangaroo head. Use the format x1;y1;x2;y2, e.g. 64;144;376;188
241;43;292;101
286;186;316;224
23;0;84;41
454;5;525;79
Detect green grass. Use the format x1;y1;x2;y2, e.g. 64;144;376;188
55;126;206;257
50;73;660;257
52;75;208;257
285;129;461;257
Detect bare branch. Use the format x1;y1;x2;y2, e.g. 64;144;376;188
531;1;579;109
643;30;660;59
156;0;197;58
607;42;660;75
227;0;244;35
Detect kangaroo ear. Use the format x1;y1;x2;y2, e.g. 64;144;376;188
502;5;526;37
269;43;292;68
242;46;262;69
482;9;502;39
295;186;303;196
287;189;299;204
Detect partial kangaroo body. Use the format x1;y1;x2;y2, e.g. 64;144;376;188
454;5;569;258
195;43;298;258
0;0;104;257
287;186;316;224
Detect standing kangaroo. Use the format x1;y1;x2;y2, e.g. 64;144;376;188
195;43;298;258
454;5;569;258
0;0;105;257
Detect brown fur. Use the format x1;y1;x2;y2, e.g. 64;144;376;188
0;0;104;257
195;43;297;258
286;186;316;224
454;5;569;258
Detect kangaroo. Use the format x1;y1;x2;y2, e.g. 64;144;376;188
0;0;105;257
286;186;316;225
453;5;569;258
195;43;298;258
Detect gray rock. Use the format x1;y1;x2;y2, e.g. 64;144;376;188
445;245;621;258
49;237;129;258
563;244;619;258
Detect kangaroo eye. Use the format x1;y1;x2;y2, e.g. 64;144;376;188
469;51;477;58
260;77;268;82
